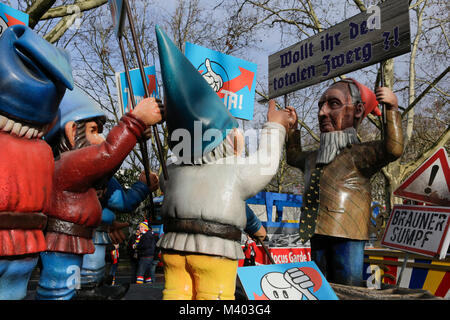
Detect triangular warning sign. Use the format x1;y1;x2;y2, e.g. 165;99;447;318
394;147;450;206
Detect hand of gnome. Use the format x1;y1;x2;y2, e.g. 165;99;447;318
375;87;398;110
203;58;223;92
139;170;159;192
132;97;163;127
267;99;295;132
109;221;129;244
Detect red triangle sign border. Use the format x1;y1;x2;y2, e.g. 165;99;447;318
394;147;450;206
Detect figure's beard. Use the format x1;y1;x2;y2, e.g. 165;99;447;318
316;127;359;165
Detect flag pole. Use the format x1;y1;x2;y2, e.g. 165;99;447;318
123;0;168;181
117;36;156;222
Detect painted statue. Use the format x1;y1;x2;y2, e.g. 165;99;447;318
285;78;404;286
36;86;162;300
0;25;74;300
77;172;159;299
155;25;294;300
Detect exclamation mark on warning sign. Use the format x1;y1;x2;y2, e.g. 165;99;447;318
424;165;439;194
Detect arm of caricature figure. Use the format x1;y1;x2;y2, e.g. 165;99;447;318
237;101;288;198
353;87;404;176
54;113;146;192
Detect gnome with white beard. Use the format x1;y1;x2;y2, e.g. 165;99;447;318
155;26;294;300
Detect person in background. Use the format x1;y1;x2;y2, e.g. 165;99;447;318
134;221;156;284
243;235;257;266
109;244;120;285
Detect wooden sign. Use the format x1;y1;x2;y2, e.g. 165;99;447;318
268;0;410;98
381;205;450;259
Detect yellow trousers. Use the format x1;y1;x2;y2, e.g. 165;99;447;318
161;251;238;300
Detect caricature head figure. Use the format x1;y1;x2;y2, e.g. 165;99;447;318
44;86;106;157
318;78;380;133
260;272;302;300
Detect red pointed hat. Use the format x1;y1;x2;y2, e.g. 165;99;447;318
340;78;382;118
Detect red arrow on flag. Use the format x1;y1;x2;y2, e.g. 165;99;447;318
147;74;157;96
217;66;255;98
5;13;26;26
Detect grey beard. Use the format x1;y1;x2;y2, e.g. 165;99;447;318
316;127;359;165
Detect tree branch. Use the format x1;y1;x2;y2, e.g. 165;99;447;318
401;125;450;179
401;65;450;118
26;0;57;28
40;0;107;20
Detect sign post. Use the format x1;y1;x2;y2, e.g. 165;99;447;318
268;0;410;99
108;0;168;222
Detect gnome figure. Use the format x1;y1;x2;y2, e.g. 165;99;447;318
155;26;294;300
0;25;74;300
36;87;162;300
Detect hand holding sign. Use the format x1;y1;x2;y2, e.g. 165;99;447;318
202;58;223;92
267;100;296;132
375;87;398;110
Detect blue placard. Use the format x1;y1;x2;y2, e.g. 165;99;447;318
237;261;338;300
184;42;257;121
116;66;159;115
108;0;126;38
0;3;29;37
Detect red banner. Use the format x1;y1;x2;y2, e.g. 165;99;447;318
239;246;311;266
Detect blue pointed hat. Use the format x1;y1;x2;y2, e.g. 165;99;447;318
0;25;74;125
155;25;238;161
44;85;106;143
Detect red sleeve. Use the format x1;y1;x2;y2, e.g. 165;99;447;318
54;113;146;192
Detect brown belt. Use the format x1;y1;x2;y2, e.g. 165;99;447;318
0;211;47;230
46;217;96;239
164;218;242;242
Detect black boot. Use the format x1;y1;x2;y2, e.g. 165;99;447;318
74;282;130;300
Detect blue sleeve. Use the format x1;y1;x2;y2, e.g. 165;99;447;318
104;177;150;213
244;204;262;235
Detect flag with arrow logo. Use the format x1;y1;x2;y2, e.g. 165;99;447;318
185;42;257;121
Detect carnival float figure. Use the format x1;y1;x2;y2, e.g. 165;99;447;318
78;171;159;299
36;86;162;300
154;25;294;300
285;78;404;286
0;25;74;300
